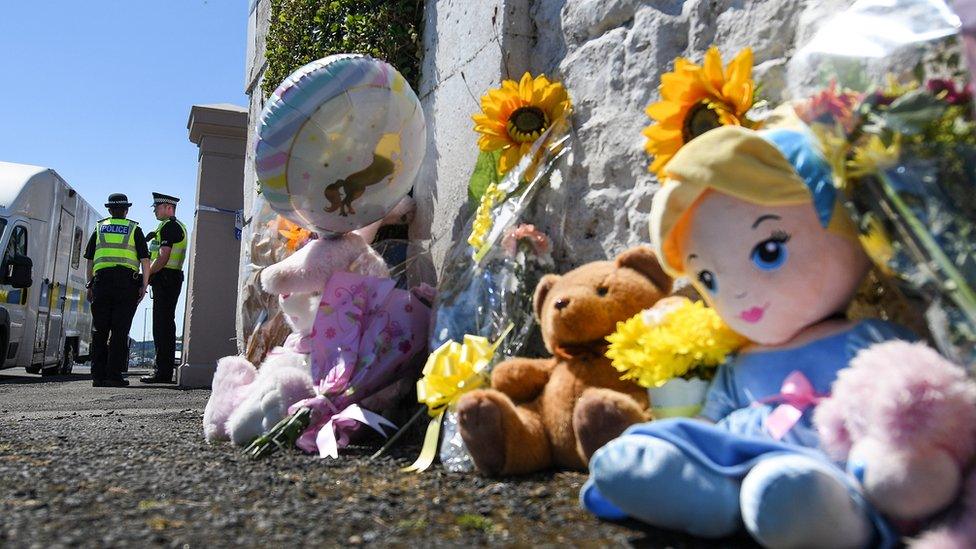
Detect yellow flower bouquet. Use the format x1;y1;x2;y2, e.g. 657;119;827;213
606;296;747;417
427;72;572;378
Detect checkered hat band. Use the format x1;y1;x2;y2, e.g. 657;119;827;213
107;200;131;205
154;199;177;205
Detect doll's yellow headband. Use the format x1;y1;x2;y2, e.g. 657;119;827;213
649;124;857;277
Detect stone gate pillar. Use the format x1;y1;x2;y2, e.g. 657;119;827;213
178;103;248;388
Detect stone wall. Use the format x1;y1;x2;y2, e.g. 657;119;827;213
410;0;533;268
415;0;853;269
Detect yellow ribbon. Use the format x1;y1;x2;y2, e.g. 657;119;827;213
402;328;510;473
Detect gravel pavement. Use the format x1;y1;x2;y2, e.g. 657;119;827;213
0;366;758;548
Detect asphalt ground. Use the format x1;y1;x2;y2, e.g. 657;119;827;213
0;366;757;548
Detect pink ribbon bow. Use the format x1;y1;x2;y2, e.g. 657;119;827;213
288;395;396;459
759;371;827;441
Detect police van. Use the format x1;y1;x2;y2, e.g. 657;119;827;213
0;161;99;375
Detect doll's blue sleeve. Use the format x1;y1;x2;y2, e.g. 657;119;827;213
699;362;738;422
846;319;917;359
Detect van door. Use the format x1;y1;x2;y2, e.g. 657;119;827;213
41;208;74;365
1;222;30;367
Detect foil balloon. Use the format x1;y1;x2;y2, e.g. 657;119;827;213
255;54;426;235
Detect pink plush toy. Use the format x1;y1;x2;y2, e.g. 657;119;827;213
203;198;415;445
815;340;976;548
203;352;314;444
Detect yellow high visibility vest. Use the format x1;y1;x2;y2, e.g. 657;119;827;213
92;218;140;273
149;217;188;271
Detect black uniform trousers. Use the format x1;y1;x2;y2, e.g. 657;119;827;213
90;267;140;382
150;268;183;381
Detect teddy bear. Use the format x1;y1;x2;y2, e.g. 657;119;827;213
455;245;673;476
203;198;417;445
814;339;976;548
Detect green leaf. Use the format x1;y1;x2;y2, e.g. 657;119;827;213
912;63;926;85
881;90;948;135
467;150;501;206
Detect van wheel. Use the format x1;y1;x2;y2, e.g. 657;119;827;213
60;344;75;375
40;364;59;377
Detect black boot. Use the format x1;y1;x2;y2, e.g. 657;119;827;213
140;371;173;384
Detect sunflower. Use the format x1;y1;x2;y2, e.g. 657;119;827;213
642;47;757;178
472;72;572;176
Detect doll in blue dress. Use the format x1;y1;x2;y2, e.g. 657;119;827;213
581;124;914;548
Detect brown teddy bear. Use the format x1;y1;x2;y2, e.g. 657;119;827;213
456;246;672;476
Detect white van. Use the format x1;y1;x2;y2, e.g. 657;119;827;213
0;161;100;375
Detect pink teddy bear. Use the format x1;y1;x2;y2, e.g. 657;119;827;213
203;198;415;445
815;340;976;548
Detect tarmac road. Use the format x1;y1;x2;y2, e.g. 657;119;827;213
0;366;757;548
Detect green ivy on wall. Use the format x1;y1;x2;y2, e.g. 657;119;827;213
264;0;425;97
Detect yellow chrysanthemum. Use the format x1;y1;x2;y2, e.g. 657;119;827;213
606;298;748;388
472;72;572;176
859;215;896;276
809;122;851;186
884;75;920;98
848;134;901;179
643;47;757;178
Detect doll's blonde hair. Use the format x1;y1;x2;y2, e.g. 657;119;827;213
649;123;858;277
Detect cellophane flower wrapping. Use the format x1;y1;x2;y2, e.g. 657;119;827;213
239;192;315;361
788;0;976;367
431;117;570;470
240;239;433;459
289;272;431;457
288;241;434;458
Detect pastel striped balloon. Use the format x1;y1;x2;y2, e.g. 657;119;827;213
255;54;426;235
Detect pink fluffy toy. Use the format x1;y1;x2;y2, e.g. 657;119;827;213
815;340;976;548
203;198;417;446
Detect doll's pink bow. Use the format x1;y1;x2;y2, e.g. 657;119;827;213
759;371;827;441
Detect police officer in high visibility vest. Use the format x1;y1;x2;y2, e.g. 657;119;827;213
83;193;151;388
141;192;188;384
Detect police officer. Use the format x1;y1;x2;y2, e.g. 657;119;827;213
141;192;188;384
84;193;150;387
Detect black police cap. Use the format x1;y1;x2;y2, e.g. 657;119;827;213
152;192;180;206
105;193;133;208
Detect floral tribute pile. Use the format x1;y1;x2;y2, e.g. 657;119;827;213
791;8;976;364
394;74;572;472
207;8;976;546
210;68;574;468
